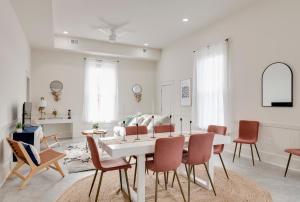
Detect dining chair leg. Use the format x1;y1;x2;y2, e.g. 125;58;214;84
187;165;192;202
219;154;229;179
128;156;132;163
163;172;167;190
89;170;98;197
174;170;187;202
184;164;189;176
133;161;137;189
239;143;242;158
166;171;169;184
171;172;175;187
204;163;216;196
192;165;196;183
233;142;237;162
124;169;132;202
119;170;123;191
250;144;255;166
155;172;159;202
254;144;261;161
95;171;104;202
284;153;292;177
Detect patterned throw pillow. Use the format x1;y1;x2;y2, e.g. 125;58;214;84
22;142;41;166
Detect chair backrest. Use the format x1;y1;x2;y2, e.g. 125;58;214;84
208;125;227;153
187;133;215;165
238;120;259;142
125;125;148;136
86;135;102;169
153;136;184;172
6;138;33;166
154;124;175;133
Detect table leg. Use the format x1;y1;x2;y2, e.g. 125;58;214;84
120;154;145;202
207;151;215;190
137;154;146;202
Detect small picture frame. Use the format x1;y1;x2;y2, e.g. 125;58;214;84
180;79;192;106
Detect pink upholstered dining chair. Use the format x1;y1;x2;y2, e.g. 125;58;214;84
154;124;175;133
125;125;148;136
125;125;149;189
208;125;229;179
86;135;132;202
153;124;176;183
172;133;216;201
232;120;261;166
284;148;300;177
146;136;186;202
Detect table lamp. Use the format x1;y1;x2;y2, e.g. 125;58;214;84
38;97;47;120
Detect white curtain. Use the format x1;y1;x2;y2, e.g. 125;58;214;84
192;41;230;129
83;59;118;123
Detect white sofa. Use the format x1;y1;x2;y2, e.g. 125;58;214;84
113;114;171;136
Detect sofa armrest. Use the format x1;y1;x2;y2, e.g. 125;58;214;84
113;126;126;137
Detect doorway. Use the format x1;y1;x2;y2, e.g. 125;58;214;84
160;81;174;115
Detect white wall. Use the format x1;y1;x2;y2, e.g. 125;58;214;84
157;0;300;171
0;0;31;187
31;49;157;137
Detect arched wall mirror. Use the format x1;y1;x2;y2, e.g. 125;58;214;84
262;62;293;107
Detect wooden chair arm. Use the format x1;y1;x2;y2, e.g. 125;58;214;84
41;133;61;148
44;133;59;139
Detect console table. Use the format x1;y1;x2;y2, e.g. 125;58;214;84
35;118;74;138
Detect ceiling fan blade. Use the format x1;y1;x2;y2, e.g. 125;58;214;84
113;21;130;30
98;17;114;27
97;28;111;35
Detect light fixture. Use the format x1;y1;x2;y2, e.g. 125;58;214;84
144;43;149;47
63;31;69;34
182;18;189;22
38;97;47;120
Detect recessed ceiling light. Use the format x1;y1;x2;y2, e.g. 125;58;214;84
63;31;69;34
144;43;149;47
182;18;189;22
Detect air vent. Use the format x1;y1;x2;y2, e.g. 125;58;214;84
70;39;79;45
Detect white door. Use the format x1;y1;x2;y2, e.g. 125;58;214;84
160;82;174;115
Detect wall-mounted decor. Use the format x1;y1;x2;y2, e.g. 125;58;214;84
50;80;63;101
132;84;142;102
262;62;293;107
180;78;192;106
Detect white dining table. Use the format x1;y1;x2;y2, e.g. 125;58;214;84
99;131;231;202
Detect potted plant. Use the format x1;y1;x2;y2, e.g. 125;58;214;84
16;122;23;133
92;123;99;131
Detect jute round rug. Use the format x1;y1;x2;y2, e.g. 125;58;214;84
57;166;272;202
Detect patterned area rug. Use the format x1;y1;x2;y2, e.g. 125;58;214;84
57;166;272;202
64;142;110;173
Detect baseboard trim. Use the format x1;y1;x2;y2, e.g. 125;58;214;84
225;147;300;173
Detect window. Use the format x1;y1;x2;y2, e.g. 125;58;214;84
83;59;118;123
192;41;230;129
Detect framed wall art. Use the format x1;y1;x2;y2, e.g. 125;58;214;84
180;78;192;106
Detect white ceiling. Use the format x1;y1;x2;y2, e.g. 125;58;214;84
53;0;258;49
11;0;54;48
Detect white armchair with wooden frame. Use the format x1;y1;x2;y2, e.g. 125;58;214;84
6;138;66;189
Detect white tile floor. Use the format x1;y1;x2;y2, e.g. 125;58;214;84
0;138;299;202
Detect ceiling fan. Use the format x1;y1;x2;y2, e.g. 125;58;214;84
92;17;130;43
